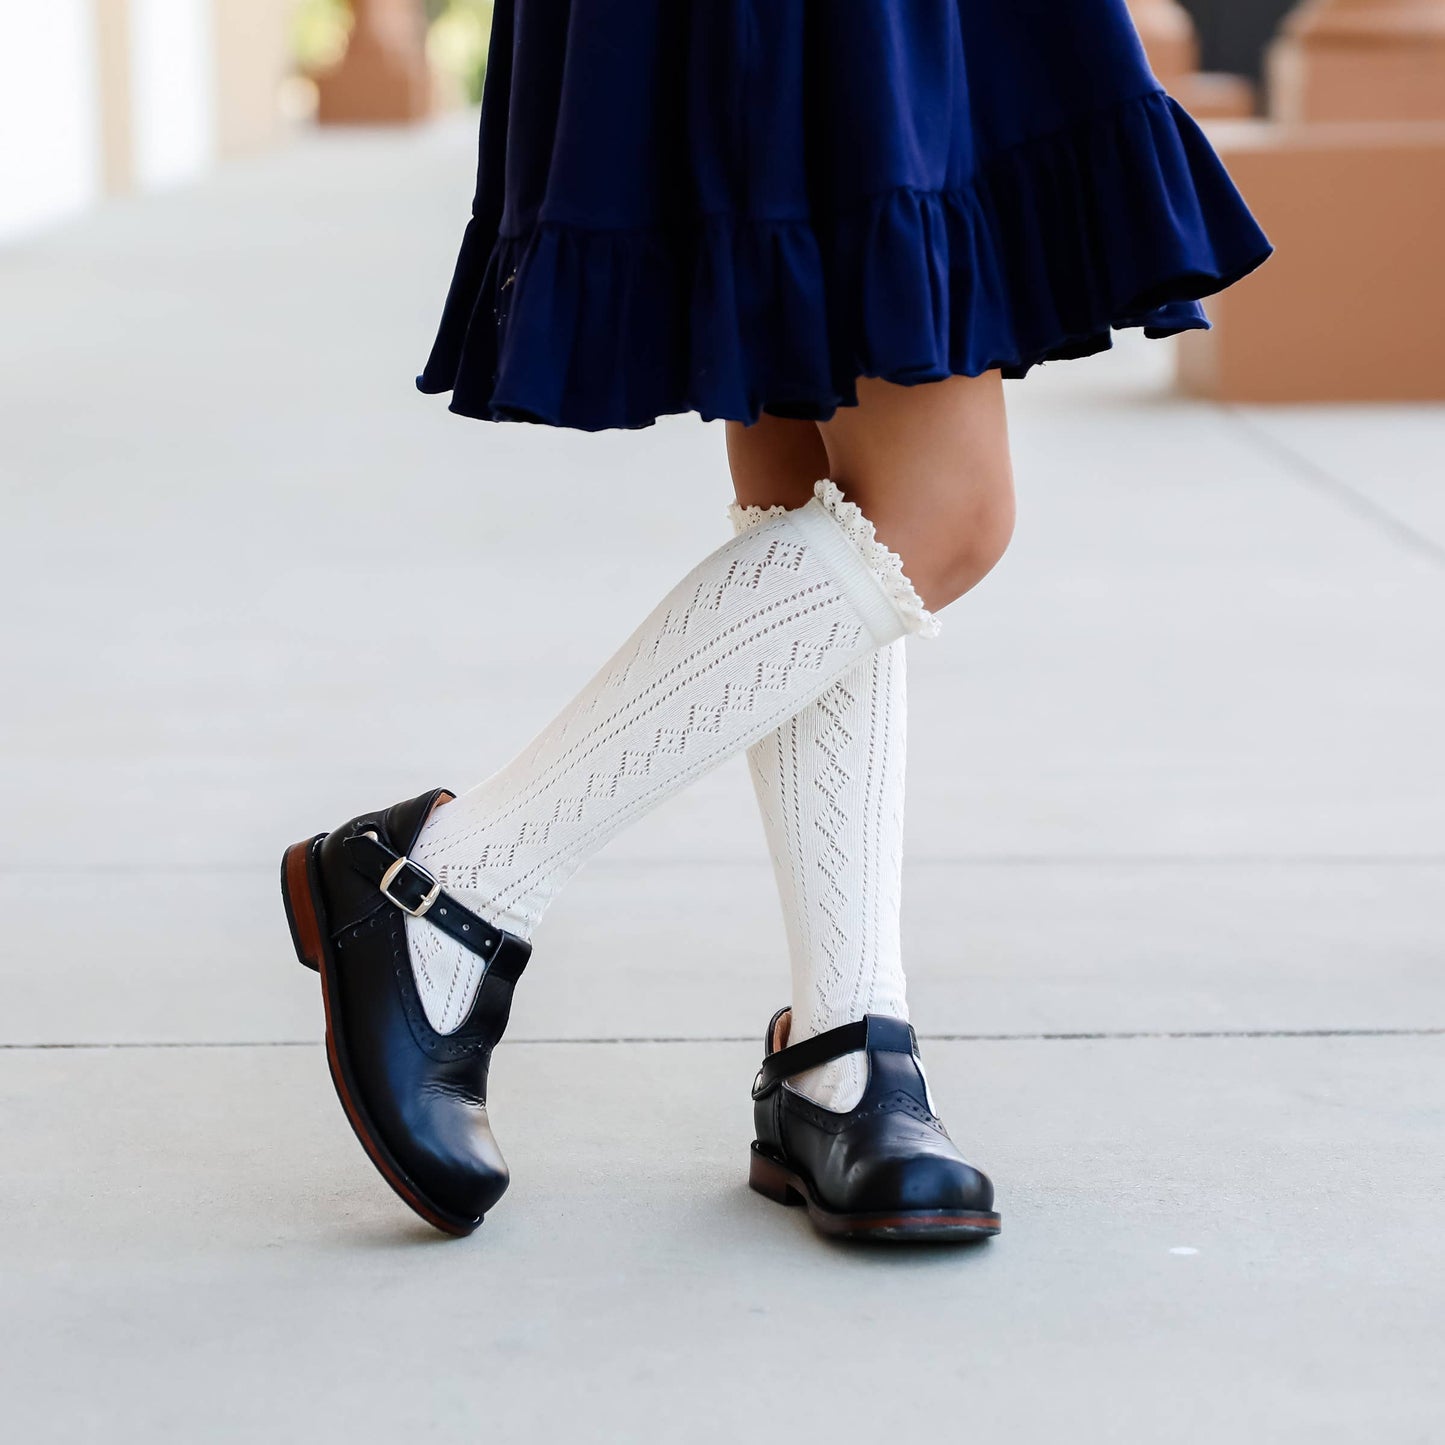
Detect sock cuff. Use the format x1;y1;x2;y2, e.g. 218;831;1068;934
728;483;939;641
811;480;939;639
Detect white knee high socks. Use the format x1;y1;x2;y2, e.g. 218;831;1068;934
406;481;936;1036
732;504;918;1111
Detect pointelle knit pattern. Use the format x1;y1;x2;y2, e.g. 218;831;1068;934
406;482;936;1035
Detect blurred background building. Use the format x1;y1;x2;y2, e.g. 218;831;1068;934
0;0;492;240
1;0;294;237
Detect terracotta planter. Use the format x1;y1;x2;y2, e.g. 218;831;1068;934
1272;0;1445;121
1177;120;1445;401
316;0;432;126
1179;0;1445;400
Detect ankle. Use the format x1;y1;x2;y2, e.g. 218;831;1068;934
784;1006;911;1112
790;1052;870;1113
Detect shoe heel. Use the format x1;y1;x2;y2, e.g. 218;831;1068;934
749;1147;801;1207
280;837;326;972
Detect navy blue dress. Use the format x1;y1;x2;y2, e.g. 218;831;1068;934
419;0;1272;432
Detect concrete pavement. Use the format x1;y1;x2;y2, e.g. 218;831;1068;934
1;117;1442;1441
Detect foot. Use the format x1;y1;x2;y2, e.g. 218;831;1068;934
280;788;531;1236
749;1008;1001;1242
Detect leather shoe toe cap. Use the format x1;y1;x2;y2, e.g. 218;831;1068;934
403;1091;511;1221
845;1146;994;1216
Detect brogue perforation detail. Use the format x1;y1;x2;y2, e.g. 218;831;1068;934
779;1084;944;1137
387;912;497;1066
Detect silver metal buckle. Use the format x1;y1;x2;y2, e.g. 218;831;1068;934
378;855;441;918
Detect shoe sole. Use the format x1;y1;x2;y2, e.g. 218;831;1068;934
280;837;482;1239
749;1143;1001;1242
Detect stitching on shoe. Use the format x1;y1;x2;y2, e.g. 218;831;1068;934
781;1086;948;1137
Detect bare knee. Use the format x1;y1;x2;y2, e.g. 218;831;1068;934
915;480;1017;610
849;464;1016;613
817;372;1017;613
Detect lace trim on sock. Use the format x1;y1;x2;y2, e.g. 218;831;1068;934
811;481;940;639
728;485;939;637
728;501;789;535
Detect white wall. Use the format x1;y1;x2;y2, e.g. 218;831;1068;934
130;0;217;191
0;2;102;241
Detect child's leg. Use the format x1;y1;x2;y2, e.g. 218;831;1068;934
726;379;1014;1108
726;412;828;512
727;415;906;1109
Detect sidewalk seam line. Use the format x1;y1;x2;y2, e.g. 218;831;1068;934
3;855;1445;876
1224;407;1445;573
3;1028;1441;1051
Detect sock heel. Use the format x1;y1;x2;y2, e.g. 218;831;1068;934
749;1146;802;1207
280;837;327;972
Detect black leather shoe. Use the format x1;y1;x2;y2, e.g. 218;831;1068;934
749;1008;1001;1242
280;788;531;1237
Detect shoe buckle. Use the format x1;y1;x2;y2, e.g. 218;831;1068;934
378;855;442;918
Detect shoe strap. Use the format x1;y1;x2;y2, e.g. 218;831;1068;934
752;1016;917;1100
343;830;530;984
